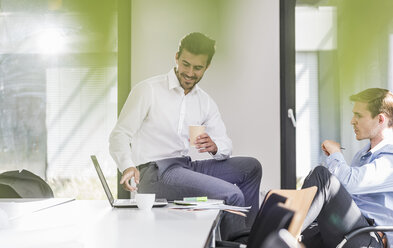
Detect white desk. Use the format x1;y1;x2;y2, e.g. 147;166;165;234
0;200;221;248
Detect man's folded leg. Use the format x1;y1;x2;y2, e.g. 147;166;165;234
137;159;247;240
301;166;382;248
191;156;262;227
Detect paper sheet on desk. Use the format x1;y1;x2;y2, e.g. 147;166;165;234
170;200;251;212
170;205;250;212
173;199;223;206
0;198;75;220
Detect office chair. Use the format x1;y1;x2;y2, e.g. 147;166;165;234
216;186;317;248
266;186;317;238
0;170;54;198
336;226;393;248
247;203;295;248
224;192;289;244
216;202;295;248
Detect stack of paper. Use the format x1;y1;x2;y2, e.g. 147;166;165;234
169;199;251;216
172;199;223;207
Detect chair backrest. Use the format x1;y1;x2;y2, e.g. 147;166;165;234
255;192;288;221
244;193;288;246
0;170;54;198
266;186;317;238
247;203;295;248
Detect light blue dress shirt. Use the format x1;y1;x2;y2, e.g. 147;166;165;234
326;139;393;247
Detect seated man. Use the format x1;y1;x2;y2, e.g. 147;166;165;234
109;32;262;239
301;88;393;248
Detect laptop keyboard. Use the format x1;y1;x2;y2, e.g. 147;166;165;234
116;199;136;204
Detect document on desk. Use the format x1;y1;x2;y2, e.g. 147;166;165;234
173;199;223;206
170;199;251;215
0;198;75;220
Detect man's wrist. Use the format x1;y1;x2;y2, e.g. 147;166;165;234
326;151;345;164
329;150;341;156
120;165;136;174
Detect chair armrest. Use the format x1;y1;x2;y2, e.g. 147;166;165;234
336;226;393;248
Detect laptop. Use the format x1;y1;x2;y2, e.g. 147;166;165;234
90;155;168;208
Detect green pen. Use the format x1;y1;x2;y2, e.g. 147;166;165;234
183;196;208;202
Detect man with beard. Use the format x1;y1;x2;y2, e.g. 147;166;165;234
109;32;262;238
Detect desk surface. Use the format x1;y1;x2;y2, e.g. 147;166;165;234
0;199;220;248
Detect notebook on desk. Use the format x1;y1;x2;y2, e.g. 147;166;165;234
90;155;168;208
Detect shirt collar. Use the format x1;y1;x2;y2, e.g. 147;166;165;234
168;68;180;90
167;68;200;95
369;135;393;154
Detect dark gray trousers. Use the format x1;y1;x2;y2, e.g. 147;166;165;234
301;166;383;248
137;156;262;240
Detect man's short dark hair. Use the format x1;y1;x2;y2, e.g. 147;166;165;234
350;88;393;127
178;32;216;66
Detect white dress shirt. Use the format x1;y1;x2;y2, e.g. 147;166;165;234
109;68;232;172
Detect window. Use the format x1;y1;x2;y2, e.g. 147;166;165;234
295;52;320;184
0;0;118;199
295;6;337;187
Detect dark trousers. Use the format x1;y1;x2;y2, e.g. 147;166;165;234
301;166;383;248
137;156;262;240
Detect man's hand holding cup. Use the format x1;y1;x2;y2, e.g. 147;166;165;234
189;125;217;155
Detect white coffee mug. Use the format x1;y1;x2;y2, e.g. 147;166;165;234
135;193;156;210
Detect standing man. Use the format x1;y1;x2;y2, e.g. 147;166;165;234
301;88;393;247
109;32;262;238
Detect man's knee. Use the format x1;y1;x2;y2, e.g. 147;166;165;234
312;165;330;176
239;157;263;178
303;165;331;189
226;187;245;206
250;157;262;177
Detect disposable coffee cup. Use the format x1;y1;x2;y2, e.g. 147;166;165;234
135;193;156;211
189;125;205;147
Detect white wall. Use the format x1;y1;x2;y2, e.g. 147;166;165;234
131;0;280;191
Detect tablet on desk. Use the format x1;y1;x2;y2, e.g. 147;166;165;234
90;155;168;208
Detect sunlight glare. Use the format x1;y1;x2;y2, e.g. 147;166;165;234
37;28;65;54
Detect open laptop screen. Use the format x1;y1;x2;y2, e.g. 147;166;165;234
90;155;115;205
